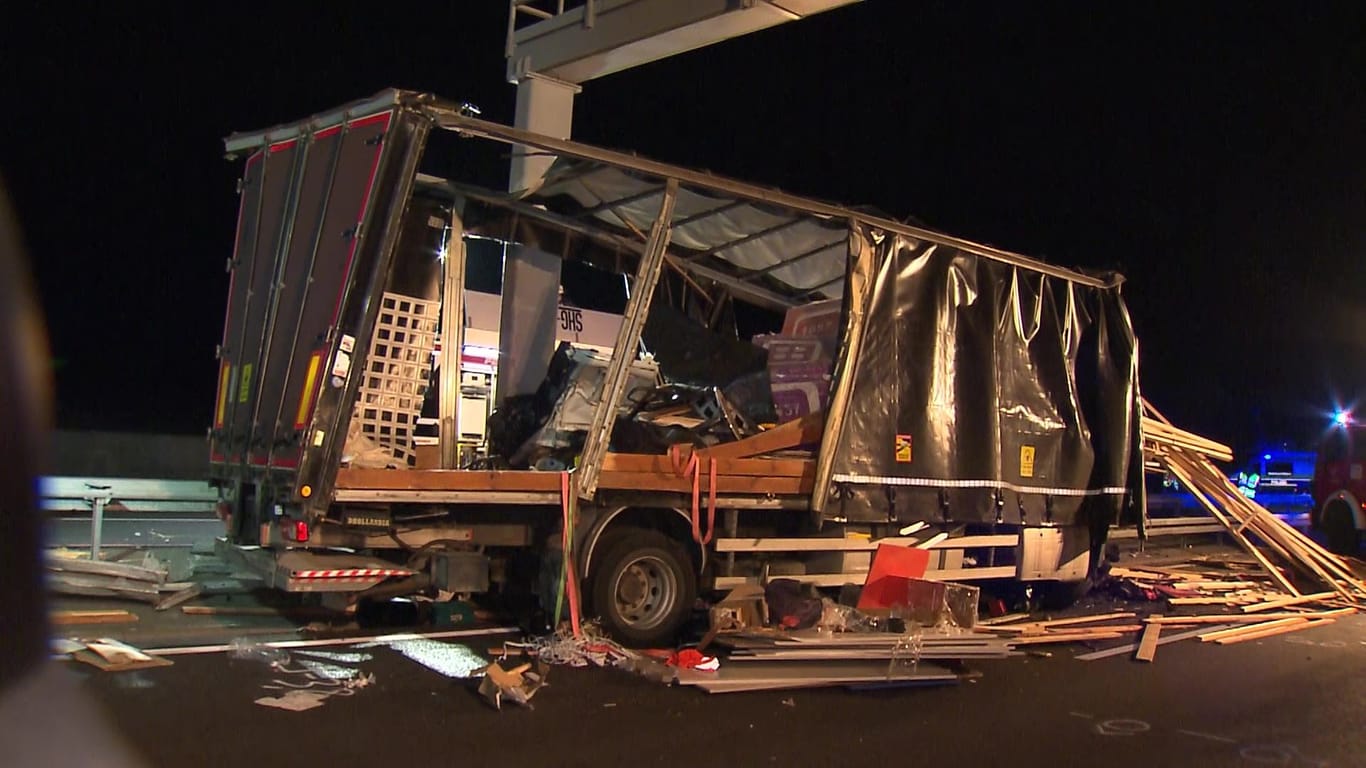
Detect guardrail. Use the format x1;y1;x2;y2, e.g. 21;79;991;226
1108;516;1227;541
39;477;220;557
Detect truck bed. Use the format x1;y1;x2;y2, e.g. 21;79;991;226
333;452;816;501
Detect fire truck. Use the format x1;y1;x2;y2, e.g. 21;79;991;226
1310;422;1365;554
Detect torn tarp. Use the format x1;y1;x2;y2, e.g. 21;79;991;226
826;224;1142;527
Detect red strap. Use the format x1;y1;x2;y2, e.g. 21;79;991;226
560;472;582;638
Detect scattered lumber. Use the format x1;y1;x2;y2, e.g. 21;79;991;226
1241;592;1338;613
1009;630;1130;646
1145;608;1356;625
155;583;202;612
1140;402;1366;605
50;609;139;626
1211;618;1336;645
68;639;174;673
1134;623;1162;662
976;612;1136;634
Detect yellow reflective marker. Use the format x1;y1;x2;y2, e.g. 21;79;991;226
238;363;253;403
295;352;323;427
215;363;232;426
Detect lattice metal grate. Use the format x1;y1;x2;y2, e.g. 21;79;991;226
352;292;437;465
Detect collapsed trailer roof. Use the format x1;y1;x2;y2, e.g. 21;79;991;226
225;89;1121;310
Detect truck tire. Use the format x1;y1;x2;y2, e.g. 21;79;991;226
1322;501;1360;555
588;528;697;647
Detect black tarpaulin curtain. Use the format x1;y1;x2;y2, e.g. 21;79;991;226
826;224;1141;527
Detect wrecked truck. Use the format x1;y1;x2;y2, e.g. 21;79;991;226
209;89;1143;645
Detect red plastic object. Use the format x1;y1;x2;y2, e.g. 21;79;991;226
292;520;309;542
856;544;931;610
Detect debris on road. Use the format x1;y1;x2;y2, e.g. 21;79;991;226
49;609;139;626
379;639;488;679
1141;400;1366;604
45;555;167;604
477;659;548;710
66;638;174;672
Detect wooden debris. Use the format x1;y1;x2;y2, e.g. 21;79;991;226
1134;622;1162;662
71;639;174;672
155;583;202;612
1141;404;1366;604
978;612;1032;626
1241;591;1338;613
1211;618;1337;645
1009;630;1130;645
1145;608;1356;625
1077;625;1238;661
976;612;1136;635
1197;618;1305;642
50;609;138;626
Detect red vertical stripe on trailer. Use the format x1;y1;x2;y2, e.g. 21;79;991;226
330;111;393;324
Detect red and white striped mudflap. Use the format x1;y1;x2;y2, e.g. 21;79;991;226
290;568;412;579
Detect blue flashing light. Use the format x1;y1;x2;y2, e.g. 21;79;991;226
1263;453;1272;461
1333;410;1353;427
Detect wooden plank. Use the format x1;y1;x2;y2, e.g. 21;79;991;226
1241;591;1337;613
694;412;825;460
1212;618;1336;645
1134;622;1162;662
1173;581;1261;591
73;649;173;672
1145;608;1356;625
50;610;139;626
596;470;811;495
1162;457;1300;595
1009;631;1129;645
1076;624;1236;661
1167;595;1267;606
154;583;202;612
601;453;812;477
334;468;563;492
978;612;1032;626
981;612;1136;634
181;605;283;617
1197;617;1306;642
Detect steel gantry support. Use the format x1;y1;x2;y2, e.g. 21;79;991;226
504;0;863;191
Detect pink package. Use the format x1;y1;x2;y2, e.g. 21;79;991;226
768;361;833;382
771;379;831;421
780;298;843;338
753;334;830;365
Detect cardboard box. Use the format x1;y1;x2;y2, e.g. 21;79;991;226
414;444;440;469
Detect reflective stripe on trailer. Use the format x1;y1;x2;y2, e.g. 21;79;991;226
290;568;412;579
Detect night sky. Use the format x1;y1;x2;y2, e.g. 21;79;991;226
3;2;1363;461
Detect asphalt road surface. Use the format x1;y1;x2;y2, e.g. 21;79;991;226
12;609;1359;768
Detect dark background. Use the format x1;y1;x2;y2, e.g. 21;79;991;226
2;1;1363;460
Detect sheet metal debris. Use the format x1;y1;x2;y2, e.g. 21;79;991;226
381;639;487;679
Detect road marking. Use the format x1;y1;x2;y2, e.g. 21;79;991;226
1177;729;1238;744
1094;719;1151;736
1068;711;1094;719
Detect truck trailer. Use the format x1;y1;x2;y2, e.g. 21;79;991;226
210;90;1143;645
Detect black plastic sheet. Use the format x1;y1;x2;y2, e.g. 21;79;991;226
826;226;1141;527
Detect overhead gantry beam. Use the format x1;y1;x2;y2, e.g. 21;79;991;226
506;0;863;85
504;0;862;191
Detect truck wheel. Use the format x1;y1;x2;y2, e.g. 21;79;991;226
1322;501;1360;555
588;528;696;647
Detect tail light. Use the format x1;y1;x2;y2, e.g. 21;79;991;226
288;519;310;542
